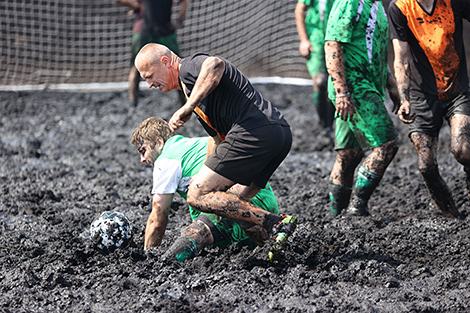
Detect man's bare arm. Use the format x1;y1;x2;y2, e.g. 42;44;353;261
386;67;400;114
168;57;225;131
295;2;312;58
144;193;174;250
114;0;140;11
324;40;355;121
392;39;415;123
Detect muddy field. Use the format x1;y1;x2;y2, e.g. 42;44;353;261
1;84;470;312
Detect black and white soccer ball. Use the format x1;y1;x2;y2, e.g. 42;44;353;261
90;211;133;253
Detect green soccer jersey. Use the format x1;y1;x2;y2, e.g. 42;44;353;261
325;0;389;100
300;0;333;35
152;135;208;201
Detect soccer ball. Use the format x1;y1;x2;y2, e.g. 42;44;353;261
90;211;133;253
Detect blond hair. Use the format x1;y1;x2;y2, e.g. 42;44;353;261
131;117;172;147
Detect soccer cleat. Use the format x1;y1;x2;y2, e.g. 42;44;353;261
268;215;297;262
345;195;370;216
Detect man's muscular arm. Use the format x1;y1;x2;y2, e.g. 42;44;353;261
168;57;225;131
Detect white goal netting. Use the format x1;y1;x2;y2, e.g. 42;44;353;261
0;0;310;90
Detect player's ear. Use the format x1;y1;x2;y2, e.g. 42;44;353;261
160;55;170;67
156;136;165;149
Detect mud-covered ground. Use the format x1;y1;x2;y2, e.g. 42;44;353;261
1;84;470;312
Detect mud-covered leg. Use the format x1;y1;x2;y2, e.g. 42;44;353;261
329;148;363;216
128;66;140;107
347;139;398;216
237;221;268;247
450;114;470;201
162;220;213;262
411;132;462;218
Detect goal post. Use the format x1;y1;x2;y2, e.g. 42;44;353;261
0;0;310;91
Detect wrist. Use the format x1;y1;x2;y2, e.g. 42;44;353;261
336;92;350;98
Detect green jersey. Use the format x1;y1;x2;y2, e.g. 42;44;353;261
300;0;333;35
325;0;389;100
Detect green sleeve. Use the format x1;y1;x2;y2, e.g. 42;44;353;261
325;0;357;43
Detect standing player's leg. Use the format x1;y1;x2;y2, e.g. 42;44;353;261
449;113;470;200
347;138;398;216
187;165;284;230
329;117;363;216
329;148;363;216
411;132;461;218
129;66;141;107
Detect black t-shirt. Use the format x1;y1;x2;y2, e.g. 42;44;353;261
141;0;175;38
178;53;289;137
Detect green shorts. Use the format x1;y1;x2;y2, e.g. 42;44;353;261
131;33;182;65
193;183;279;249
305;29;327;77
334;91;398;151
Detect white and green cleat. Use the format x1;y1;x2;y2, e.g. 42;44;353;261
268;215;297;262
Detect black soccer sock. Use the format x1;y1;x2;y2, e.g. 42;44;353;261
329;183;352;216
262;214;284;234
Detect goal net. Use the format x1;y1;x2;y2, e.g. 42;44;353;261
0;0;309;90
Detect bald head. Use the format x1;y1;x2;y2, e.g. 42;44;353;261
134;43;181;93
135;43;173;70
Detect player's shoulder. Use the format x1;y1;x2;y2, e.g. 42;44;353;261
390;0;415;12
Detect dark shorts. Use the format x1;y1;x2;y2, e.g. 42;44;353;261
204;124;292;188
131;33;181;65
409;90;470;137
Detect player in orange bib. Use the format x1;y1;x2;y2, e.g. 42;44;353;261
389;0;470;218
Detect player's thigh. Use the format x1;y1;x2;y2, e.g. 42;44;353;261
350;91;398;150
188;165;236;198
228;183;261;201
334;117;362;151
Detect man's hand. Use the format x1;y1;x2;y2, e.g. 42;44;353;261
397;100;416;123
335;95;356;121
168;105;193;131
299;40;313;59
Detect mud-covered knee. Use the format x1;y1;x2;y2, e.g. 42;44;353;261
385;140;399;159
337;149;363;166
451;144;470;166
186;189;200;209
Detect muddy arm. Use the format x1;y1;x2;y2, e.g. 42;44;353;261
144;193;174;250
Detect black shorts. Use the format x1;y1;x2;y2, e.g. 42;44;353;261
205;124;292;187
409;90;470;137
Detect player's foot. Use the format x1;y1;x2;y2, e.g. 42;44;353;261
268;215;297;262
345;195;370;216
